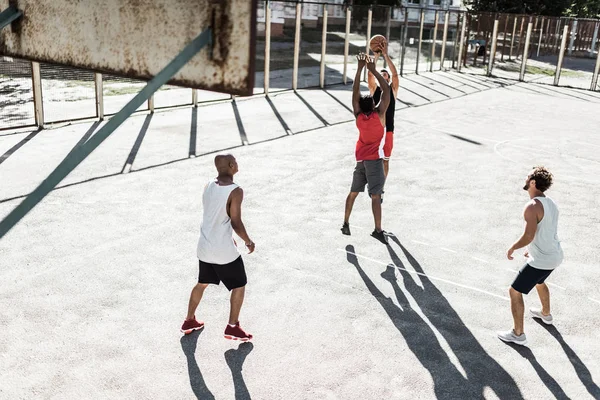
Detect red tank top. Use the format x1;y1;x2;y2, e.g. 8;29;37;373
355;112;385;161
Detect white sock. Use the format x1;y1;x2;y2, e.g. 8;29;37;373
228;323;237;327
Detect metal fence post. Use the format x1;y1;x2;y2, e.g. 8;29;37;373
384;7;392;69
31;61;44;127
364;7;372;81
554;24;569;86
568;19;577;55
440;11;450;70
400;8;408;76
148;96;154;113
343;7;351;85
192;89;198;107
430;10;439;72
519;22;533;81
94;73;104;120
591;43;600;90
292;2;301;91
509;16;517;60
264;1;271;95
457;12;467;72
320;5;328;89
536;17;545;57
590;22;599;58
516;17;525;59
487;19;499;76
416;8;425;74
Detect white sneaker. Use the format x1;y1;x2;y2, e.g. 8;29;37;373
497;329;528;346
530;308;553;325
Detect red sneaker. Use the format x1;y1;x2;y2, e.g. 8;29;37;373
224;322;253;342
180;317;204;334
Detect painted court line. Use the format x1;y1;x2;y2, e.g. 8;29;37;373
471;256;489;264
440;247;457;254
340;248;510;301
589;297;600;305
411;239;431;246
547;282;566;291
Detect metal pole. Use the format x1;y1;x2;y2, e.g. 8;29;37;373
343;7;351;85
509;16;517;60
430;10;439;72
320;6;328;89
94;73;104;120
487;19;499;77
568;19;577;55
31;61;44;128
554;24;569;86
192;89;198;107
364;7;372;81
516;17;525;59
591;43;600;90
416;8;425;74
519;22;533;81
536;17;545;57
457;12;467;72
148;95;154;113
292;2;301;91
501;15;509;61
451;11;460;69
384;7;392;69
264;1;271;95
400;8;408;76
590;22;599;57
440;11;450;70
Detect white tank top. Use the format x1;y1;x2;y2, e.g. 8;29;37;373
527;196;563;270
196;180;240;265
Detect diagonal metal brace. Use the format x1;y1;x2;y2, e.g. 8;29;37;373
0;6;22;30
0;28;212;240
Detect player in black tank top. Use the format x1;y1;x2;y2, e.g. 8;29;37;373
373;86;395;133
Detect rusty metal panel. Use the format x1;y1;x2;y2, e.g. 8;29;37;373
0;0;257;96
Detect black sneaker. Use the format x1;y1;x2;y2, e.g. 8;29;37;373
341;222;351;236
371;229;388;244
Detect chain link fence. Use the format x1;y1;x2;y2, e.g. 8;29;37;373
1;1;599;131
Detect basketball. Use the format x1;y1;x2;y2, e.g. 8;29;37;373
369;34;387;53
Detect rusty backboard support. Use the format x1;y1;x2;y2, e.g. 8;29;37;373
0;0;257;96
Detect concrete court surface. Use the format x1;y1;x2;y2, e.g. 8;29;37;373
1;71;600;399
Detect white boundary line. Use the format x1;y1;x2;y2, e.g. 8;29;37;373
340;248;510;301
588;297;600;305
471;256;490;264
411;239;431;246
440;247;457;254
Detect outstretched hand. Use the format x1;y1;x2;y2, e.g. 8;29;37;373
356;52;368;69
379;40;388;57
365;54;376;72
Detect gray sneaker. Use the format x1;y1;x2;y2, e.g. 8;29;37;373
497;329;528;346
530;308;553;325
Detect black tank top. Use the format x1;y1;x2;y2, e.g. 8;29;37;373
373;85;395;133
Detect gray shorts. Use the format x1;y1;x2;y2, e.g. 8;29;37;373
350;160;385;195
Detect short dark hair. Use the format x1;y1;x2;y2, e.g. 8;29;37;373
358;95;374;114
530;166;553;192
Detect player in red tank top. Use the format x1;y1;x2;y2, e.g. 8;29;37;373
341;53;390;244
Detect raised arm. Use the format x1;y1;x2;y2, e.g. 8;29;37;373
381;41;399;98
367;52;380;95
352;53;368;117
367;58;390;121
228;187;255;254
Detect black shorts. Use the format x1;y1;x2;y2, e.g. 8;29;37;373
198;256;247;291
511;263;554;294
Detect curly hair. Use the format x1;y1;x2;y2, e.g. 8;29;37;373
529;166;553;192
358;95;375;114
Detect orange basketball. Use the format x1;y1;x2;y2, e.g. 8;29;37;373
369;34;387;53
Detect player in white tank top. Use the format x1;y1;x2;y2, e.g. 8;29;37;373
181;154;255;342
499;167;563;346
